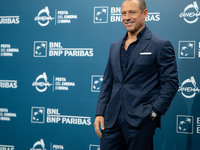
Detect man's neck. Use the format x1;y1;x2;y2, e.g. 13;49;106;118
127;25;145;42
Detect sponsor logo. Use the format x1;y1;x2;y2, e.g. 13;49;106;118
91;75;103;92
94;6;121;23
177;115;193;134
0;108;17;122
31;107;45;123
31;107;91;126
176;115;200;134
89;145;100;150
0;16;20;24
30;139;46;150
110;7;121;22
94;7;109;23
178;76;200;98
34;6;54;27
35;6;78;26
0;44;19;57
180;1;200;24
0;80;17;89
94;6;160;23
34;41;47;57
178;41;195;59
145;12;160;22
49;42;93;57
33;41;93;57
0;145;14;150
32;72;52;92
32;72;75;92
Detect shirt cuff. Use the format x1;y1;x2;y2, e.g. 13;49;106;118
152;107;161;116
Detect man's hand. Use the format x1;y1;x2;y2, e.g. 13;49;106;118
150;115;155;121
94;116;105;138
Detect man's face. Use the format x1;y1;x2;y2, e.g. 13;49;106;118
121;0;147;34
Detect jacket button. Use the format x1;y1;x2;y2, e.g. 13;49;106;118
122;82;125;85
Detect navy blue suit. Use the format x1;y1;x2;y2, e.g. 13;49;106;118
96;27;179;150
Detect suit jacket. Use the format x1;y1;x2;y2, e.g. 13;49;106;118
96;27;179;128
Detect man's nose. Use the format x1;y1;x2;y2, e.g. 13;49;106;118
124;13;131;20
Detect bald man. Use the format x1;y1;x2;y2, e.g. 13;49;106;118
94;0;178;149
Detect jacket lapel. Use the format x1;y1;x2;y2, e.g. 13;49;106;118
124;28;152;77
112;38;123;81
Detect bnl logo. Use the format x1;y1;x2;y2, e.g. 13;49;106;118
31;107;45;123
89;145;100;150
34;41;47;57
177;115;193;134
178;41;195;59
94;7;108;23
91;75;103;92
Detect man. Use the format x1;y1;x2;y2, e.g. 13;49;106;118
94;0;179;150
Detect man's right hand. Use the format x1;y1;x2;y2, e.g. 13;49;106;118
94;116;105;138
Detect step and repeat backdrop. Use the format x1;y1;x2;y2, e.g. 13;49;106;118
0;0;200;150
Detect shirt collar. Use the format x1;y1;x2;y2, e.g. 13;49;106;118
122;26;147;45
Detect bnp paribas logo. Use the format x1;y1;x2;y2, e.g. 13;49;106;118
91;75;103;92
31;107;45;123
93;6;109;23
178;41;195;59
0;145;15;150
177;115;193;134
179;1;200;24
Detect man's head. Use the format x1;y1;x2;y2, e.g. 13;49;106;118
121;0;148;34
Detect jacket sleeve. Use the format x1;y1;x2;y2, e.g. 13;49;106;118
153;40;179;115
96;45;114;116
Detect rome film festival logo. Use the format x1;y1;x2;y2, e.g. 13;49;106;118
0;108;17;122
32;72;52;92
177;115;193;134
180;1;200;24
178;76;200;98
0;44;19;57
178;41;195;59
34;6;54;26
94;7;108;23
30;139;46;150
31;107;45;123
91;75;103;92
34;41;47;57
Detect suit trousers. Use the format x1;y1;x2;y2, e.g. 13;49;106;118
100;109;158;150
